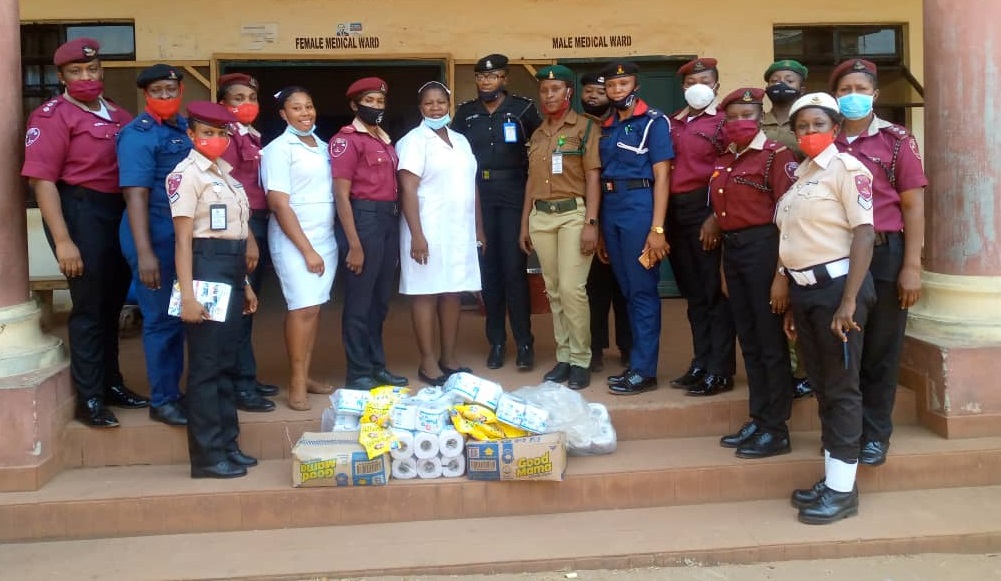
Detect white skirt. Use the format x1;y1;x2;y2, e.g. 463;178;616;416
268;202;337;310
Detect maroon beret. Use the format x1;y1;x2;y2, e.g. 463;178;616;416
678;57;718;77
829;59;878;91
217;73;259;91
186;101;237;128
719;87;766;110
346;77;388;100
53;38;100;67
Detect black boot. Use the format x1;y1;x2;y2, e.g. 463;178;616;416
798;485;859;525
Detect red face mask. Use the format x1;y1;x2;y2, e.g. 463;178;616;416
546;92;572;119
145;93;183;121
194;136;230;160
797;131;836;159
228;102;259;125
723;119;760;149
66;80;104;102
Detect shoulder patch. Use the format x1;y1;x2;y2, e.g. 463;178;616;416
166;172;183;204
784;161;799;180
25;127;41;148
330;136;349;158
36;98;63;118
135;116;154;132
855;174;874;210
908;136;922;162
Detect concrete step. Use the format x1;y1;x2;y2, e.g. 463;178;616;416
6;425;998;543
3;485;1000;580
59;385;917;468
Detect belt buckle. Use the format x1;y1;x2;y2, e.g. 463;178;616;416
549;202;557;213
603;181;614;192
482;170;491;180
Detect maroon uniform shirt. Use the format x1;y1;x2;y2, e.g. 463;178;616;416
709;132;798;232
22;95;133;194
329;119;399;202
220;123;267;210
834;117;927;232
669;104;725;194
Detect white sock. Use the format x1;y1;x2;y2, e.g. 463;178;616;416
825;457;858;493
824;449;832;477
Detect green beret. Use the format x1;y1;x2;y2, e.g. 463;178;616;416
536;65;574;83
763;59;808;82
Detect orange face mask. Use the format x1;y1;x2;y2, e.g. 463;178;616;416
145;86;184;121
798;131;836;159
229;102;259;125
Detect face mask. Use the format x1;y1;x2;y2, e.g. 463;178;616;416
229;102;259;125
766;83;801;104
798;131;836;158
423;114;451;130
356;104;384;126
723;119;760;149
478;89;502;103
546;95;572;119
194;136;230;160
145;94;182;120
66;80;104;102
581;101;610;118
609;91;637;111
684;84;716;110
837;93;874;121
287;124;314;137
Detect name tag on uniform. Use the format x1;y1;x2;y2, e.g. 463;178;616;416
503;122;518;143
551;152;563;175
209;204;227;231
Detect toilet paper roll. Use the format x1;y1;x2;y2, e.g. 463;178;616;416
417;456;443;479
441;454;466;478
412;386;443;402
416;404;451;434
588;402;611;424
471;380;503;410
438;428;465;458
413;431;440;459
589;425;617;455
330;389;371;416
391;457;418;480
390;429;415;460
390;403;419;431
320;408;337;432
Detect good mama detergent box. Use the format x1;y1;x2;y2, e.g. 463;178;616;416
292;431;391;487
465;432;567;481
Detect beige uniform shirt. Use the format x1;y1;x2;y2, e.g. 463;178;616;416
775;144;874;270
168;150;250;240
762;109;801;158
526;110;601;201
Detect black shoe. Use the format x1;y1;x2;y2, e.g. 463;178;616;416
590;352;604;372
373;369;409;387
670;365;707;389
191;460;248;479
438;361;472;377
543;362;571;383
791;478;826;509
255;382;280;397
516;344;534;370
608;371;657;395
793;378;815;399
149;401;188;426
486;345;505;369
227;450;258;467
735;431;791;459
568;365;590;390
105;385;149;409
720;421;758;449
860;440;890;466
345;376;380;390
418;368;448;386
686;374;734;397
75;397;120;428
798;485;859;525
606;368;632;385
236;391;276;413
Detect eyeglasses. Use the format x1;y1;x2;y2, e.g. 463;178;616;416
474;72;505;82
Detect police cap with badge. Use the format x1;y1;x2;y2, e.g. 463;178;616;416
137;64;184;89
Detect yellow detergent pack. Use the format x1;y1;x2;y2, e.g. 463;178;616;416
464;432;567;481
291;431;391;487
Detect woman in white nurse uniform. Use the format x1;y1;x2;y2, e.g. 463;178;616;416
397;81;484;385
261;86;337;411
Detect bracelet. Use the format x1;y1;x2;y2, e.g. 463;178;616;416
244;276;251;287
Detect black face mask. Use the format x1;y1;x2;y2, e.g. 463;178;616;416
478;89;502;103
356;104;384;126
581;101;610;118
609;91;637;111
766;83;801;104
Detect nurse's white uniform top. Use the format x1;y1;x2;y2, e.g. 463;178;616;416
396;123;481;295
261;127;338;310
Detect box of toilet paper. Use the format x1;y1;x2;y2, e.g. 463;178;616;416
465;432;567;481
291;431;391;487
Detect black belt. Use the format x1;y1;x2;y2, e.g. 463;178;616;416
534;198;580;214
56;181;122;204
192;238;247;255
722;224;777;248
480;169;524;181
250;209;270;219
874;231;903;246
601;179;651;192
351;199;399;216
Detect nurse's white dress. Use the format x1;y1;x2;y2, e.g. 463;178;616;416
396;123;481;295
261;128;338;310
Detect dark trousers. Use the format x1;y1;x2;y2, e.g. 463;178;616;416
43;184;131;401
587;259;632;355
861;233;909;444
234;210;270;395
480;202;533;348
336;201;399;382
667;189;736;376
791;274;876;462
184;238;245;468
722;226;792;436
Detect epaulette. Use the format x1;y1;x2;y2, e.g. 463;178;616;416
763;141;787;152
835;152;866;171
880;123;910;140
456;99;476;108
645;108;664;119
35;98;64;118
511;94;534;103
339;124;357;134
133;113;156;132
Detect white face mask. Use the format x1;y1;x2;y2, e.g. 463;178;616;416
684;83;716;110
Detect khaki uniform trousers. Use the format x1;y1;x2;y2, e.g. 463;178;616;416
529;204;593;367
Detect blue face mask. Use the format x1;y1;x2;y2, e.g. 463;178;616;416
423;114;451;131
837;93;874;121
287;124;314;137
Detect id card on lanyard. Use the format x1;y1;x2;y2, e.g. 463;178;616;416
503;121;518;143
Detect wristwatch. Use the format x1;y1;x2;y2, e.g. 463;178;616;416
650;226;665;235
586;217;598;226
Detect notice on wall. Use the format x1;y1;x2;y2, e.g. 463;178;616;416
551;35;633;49
295;22;379;50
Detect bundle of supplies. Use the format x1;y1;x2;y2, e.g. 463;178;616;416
511;382;617;456
388;386;468;480
291;431;390;487
466;432;568;481
320;388;371;432
443;372;504;409
357;386;411;459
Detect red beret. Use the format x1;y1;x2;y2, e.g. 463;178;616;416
53;38;100;67
719;87;765;110
217;73;259;91
678;57;718;77
829;59;878;91
346;77;388;100
186;101;237;128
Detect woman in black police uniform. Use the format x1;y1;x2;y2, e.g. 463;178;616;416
170;101;259;479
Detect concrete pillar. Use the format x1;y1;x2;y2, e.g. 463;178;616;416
902;0;1001;437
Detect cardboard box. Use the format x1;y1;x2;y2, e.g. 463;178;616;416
291;431;391;487
465;432;567;481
